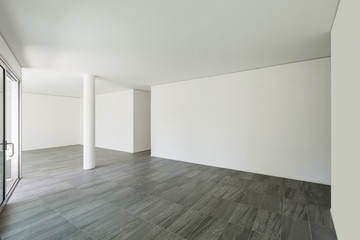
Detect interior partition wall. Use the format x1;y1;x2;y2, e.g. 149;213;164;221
0;58;21;212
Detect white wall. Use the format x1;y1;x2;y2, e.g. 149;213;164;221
331;1;360;238
0;33;21;77
152;58;330;184
96;89;151;153
23;89;151;153
22;93;82;151
134;90;151;152
96;90;134;152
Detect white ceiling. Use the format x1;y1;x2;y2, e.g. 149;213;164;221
22;68;128;97
0;0;339;96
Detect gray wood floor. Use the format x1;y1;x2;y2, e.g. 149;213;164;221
0;145;336;240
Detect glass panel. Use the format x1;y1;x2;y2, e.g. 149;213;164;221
0;66;4;203
5;74;18;195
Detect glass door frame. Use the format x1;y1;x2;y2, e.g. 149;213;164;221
0;55;21;212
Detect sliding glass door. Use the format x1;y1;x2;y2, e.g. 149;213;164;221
0;60;20;209
5;72;19;195
0;65;4;205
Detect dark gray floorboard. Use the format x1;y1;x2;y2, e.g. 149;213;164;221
0;145;335;239
307;204;333;228
167;209;209;239
218;223;252;240
261;194;283;214
282;199;308;221
249;231;280;240
228;203;259;229
252;209;282;239
137;198;185;229
310;223;338;240
240;191;264;207
281;216;311;240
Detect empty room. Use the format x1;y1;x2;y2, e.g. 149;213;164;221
0;0;358;239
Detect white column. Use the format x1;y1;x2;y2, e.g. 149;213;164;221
83;74;96;170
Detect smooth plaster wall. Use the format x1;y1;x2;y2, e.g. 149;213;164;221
331;0;360;238
96;89;151;153
134;90;151;152
152;58;330;184
22;93;82;151
96;90;134;152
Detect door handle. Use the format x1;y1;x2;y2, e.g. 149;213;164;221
7;142;14;157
